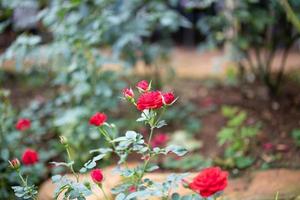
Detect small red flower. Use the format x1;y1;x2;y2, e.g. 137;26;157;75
189;167;228;198
136;80;150;92
263;142;274;151
89;112;107;126
123;88;134;99
22;149;39;165
162;92;175;105
151;133;169;147
128;186;136;193
16;118;31;131
90;169;104;184
137;91;163;111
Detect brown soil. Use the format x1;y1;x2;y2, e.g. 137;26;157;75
173;78;300;170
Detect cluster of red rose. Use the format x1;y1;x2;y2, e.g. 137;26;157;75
11;119;39;168
88;80;228;198
10;80;229;198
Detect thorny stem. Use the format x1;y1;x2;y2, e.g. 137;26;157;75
17;169;27;186
65;145;79;182
17;169;38;200
98;127;116;149
99;184;110;200
136;108;167;188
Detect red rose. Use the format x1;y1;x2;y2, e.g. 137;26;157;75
151;133;169;147
89;112;107;126
136;91;163;111
22;149;39;165
189;167;228;198
123;88;134;99
128;186;136;193
16;118;31;131
162;92;175;105
90;169;104;184
136;80;150;92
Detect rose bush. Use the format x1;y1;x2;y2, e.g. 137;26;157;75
9;81;228;200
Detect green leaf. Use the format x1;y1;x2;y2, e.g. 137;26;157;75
145;164;159;172
166;145;188;156
217;128;235;145
221;106;238;118
235;156;254;169
228;111;247;127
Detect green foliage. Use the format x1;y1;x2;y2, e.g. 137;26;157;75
217;105;261;169
11;185;38;200
162;154;211;171
0;0;191;168
47;84;194;200
168;130;202;152
291;128;300;146
0;90;53;199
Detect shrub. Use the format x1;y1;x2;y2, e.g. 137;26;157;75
9;81;229;200
197;0;300;95
217;105;261;169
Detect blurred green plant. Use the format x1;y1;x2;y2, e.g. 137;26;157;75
197;0;300;95
216;105;261;169
280;0;300;33
0;0;191;170
162;154;211;171
291;128;300;147
0;89;56;199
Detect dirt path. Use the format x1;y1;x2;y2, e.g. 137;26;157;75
2;47;299;79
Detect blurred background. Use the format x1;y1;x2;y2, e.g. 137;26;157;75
1;0;300;199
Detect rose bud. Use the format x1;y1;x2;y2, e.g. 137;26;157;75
128;186;136;193
189;167;228;198
59;136;68;145
90;169;104;184
9;158;21;170
15;118;31;131
123;88;134;100
22;148;39;166
136;80;150;92
162;92;175;105
89;112;107;126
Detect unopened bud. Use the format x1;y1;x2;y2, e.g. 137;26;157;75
9;158;20;170
59;136;68;145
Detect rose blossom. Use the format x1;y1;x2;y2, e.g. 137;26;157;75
123;88;134;99
22;149;39;165
89;112;107;126
15;118;31;131
136;80;150;92
90;169;104;184
128;186;136;193
162;92;175;105
151;133;169;147
137;91;163;111
189;167;228;197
